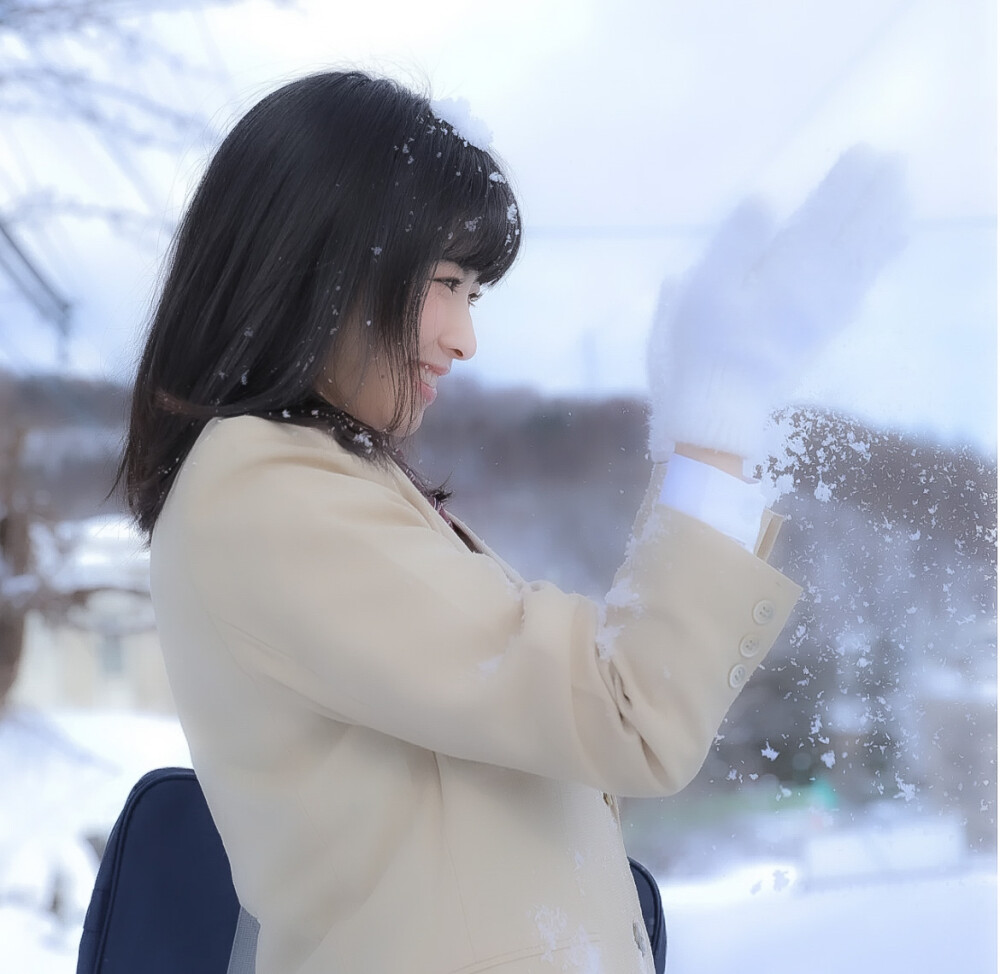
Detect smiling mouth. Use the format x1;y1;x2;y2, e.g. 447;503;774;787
419;364;446;404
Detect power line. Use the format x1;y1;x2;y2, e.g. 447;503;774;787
0;217;70;336
525;216;994;240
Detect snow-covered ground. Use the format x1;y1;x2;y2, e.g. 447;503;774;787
661;866;995;973
0;709;191;974
1;708;995;973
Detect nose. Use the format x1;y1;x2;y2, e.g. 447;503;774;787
445;306;477;361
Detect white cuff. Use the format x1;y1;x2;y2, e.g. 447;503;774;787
658;453;766;552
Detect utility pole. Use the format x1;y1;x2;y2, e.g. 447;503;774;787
0;219;72;706
0;217;72;365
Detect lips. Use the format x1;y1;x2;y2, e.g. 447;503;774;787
419;363;448;404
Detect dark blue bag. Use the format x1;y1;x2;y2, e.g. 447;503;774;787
76;768;246;974
78;768;666;974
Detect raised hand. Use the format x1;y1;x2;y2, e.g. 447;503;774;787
647;145;910;462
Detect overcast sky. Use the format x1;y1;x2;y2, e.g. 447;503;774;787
0;0;995;454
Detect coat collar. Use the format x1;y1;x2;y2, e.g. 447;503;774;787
385;460;525;587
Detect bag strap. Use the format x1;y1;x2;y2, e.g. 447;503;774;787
629;857;668;974
226;905;260;974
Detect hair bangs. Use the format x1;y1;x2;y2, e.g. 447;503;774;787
409;118;522;286
441;172;521;286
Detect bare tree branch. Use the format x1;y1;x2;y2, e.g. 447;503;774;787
0;0;297;705
1;67;217;140
0;0;286;34
5;190;168;242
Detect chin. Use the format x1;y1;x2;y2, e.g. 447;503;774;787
402;411;425;436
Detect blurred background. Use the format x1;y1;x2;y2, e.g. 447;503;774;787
0;1;995;971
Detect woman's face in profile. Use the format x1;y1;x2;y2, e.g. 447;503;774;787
318;261;481;434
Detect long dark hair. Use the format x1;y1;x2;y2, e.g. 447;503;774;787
118;71;521;536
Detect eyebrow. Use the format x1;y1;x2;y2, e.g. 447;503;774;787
436;261;480;283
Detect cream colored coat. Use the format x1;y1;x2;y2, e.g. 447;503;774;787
150;416;801;974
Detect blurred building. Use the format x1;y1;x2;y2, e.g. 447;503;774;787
11;515;174;713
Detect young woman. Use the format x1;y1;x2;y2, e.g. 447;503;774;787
120;71;903;973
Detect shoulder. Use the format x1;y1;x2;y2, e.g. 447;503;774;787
185;415;383;480
180;416;402;500
157;416;422;545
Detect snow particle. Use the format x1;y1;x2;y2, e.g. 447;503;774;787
814;480;833;503
893;774;917;802
477;654;503;677
604;577;639;610
430;96;494;149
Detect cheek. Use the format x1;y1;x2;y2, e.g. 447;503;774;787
315;334;399;427
417;295;445;346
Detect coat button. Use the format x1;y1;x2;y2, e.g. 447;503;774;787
633;918;647;955
728;664;748;689
752;599;775;624
739;634;761;658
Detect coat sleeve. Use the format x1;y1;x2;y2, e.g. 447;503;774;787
171;419;801;798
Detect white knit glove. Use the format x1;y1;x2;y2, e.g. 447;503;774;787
647;144;909;462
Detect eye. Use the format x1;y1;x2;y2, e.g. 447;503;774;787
433;277;462;292
468;290;482;305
